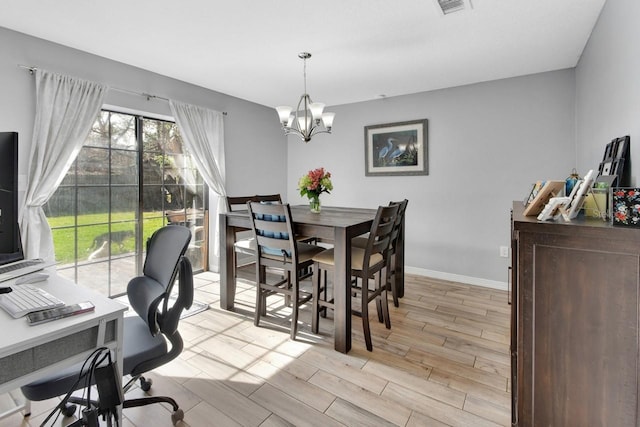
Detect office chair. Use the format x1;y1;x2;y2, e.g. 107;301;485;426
21;225;194;426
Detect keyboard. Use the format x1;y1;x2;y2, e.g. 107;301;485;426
0;258;48;283
0;284;65;318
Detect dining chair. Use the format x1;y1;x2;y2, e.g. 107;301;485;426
352;199;408;307
247;201;325;339
226;194;283;277
311;203;399;351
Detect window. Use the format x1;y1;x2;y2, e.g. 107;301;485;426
45;110;207;297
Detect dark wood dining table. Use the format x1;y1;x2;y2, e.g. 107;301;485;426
219;205;405;353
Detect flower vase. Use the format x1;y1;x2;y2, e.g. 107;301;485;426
309;196;321;213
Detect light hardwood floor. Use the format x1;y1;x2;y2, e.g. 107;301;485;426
1;268;511;427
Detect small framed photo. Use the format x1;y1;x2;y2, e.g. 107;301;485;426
364;119;428;176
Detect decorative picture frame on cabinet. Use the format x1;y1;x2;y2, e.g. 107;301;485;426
522;180;564;216
598;135;630;187
611;187;640;227
364;119;428;176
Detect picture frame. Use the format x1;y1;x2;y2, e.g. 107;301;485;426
612;187;640;226
566;169;595;220
364;119;428;176
597;135;630;187
522;180;564;216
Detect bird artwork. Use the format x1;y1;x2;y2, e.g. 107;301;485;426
388;142;406;161
377;138;394;164
375;136;417;167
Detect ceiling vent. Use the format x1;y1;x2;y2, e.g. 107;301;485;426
436;0;472;15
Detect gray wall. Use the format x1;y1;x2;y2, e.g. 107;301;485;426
5;5;632;289
576;0;640;181
0;26;287;209
287;70;577;287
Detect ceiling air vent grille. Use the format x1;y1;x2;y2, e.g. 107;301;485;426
436;0;470;15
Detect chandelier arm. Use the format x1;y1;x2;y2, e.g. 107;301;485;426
309;126;330;138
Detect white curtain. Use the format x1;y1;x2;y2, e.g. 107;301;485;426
169;100;226;271
19;69;107;261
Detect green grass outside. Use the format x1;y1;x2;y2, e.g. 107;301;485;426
48;211;165;263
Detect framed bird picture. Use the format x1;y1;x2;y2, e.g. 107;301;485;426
364;119;428;176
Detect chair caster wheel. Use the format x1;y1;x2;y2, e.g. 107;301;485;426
62;404;77;417
140;377;153;392
171;408;184;425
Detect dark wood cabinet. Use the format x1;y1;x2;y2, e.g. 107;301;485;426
511;202;640;426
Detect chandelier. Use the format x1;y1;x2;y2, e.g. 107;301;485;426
275;52;335;143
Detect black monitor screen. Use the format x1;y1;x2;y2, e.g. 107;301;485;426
0;132;19;261
0;245;22;265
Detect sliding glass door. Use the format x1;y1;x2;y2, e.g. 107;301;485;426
45;110;207;297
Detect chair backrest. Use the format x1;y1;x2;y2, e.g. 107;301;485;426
128;225;193;337
389;199;408;253
246;201;299;269
226;194;282;212
362;204;400;275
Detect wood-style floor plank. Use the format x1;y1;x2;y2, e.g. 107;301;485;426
0;269;511;427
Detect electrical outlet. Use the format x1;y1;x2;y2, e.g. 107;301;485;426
499;246;509;258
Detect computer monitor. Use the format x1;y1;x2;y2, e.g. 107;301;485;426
0;132;19;257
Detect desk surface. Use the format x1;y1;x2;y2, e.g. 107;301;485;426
0;272;126;394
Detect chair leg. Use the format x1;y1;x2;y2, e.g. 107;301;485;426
390;254;400;307
284;271;292;307
290;279;299;340
255;266;264;327
372;273;383;323
321;270;328;318
376;281;384;323
124;396;184;425
233;249;237;279
312;263;320;334
360;278;373;352
380;270;391;330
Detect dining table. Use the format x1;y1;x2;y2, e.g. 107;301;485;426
219;205;405;353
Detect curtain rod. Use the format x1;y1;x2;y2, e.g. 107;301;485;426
18;64;227;115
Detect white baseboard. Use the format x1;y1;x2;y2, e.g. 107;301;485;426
405;266;508;291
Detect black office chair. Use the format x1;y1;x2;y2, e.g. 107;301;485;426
21;225;194;426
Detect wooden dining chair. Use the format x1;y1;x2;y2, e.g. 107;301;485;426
226;194;283;278
352;199;408;307
247;202;325;339
387;199;408;306
311;203;399;351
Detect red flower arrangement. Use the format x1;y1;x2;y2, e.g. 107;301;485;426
298;167;333;200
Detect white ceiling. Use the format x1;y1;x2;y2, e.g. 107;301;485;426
1;0;606;108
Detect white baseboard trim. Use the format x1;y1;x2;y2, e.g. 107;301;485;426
405;266;508;291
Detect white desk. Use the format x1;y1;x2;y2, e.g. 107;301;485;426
0;273;127;420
